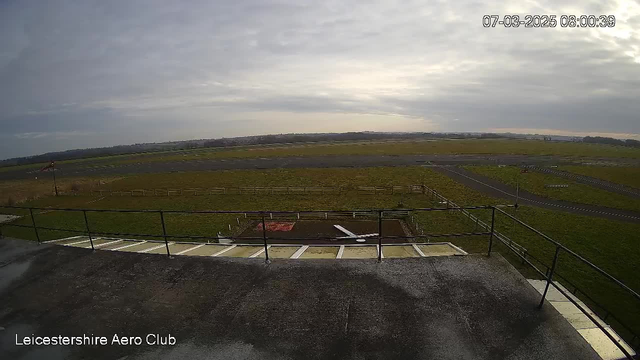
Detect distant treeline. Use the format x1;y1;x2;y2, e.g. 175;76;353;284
583;136;640;148
1;131;506;167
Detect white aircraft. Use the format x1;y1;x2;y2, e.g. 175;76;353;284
333;225;378;243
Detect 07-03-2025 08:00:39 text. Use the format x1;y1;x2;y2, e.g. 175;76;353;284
483;15;616;28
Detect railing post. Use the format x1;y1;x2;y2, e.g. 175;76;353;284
377;210;383;262
487;207;495;256
29;208;41;244
83;210;94;251
538;246;561;309
159;211;172;258
261;214;270;263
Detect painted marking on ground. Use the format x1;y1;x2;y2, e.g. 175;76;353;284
291;245;309;259
211;245;236;257
65;239;91;246
111;241;147;251
94;239;123;248
249;245;270;258
412;244;427;257
139;243;172;253
176;244;205;255
337;245;345;259
43;235;84;243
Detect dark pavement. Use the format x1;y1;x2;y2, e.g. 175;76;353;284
434;166;640;223
0;237;599;360
527;165;640;199
3;153;640;181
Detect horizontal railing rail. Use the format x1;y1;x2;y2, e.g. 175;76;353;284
0;199;637;358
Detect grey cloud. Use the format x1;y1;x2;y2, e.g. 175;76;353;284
0;0;639;159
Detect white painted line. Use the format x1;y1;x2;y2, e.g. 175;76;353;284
176;244;205;255
448;243;469;255
111;241;146;251
44;235;84;243
65;239;91;246
211;245;236;257
291;245;308;259
412;244;426;257
249;245;270;258
337;245;345;259
139;243;172;253
94;239;122;248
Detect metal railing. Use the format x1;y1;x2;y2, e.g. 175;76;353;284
0;201;638;357
0;205;495;263
492;207;639;359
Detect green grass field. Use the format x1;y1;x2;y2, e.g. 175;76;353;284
1;166;639;344
466;165;640;212
560;165;640;189
103;139;640;166
4;138;640;174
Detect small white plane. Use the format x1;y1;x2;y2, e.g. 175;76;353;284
333;225;378;243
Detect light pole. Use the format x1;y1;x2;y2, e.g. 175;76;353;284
52;162;59;196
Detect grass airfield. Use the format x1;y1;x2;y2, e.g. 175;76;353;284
1;139;640;346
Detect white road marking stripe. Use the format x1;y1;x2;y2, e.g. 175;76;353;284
249;245;270;258
412;244;426;257
291;245;308;259
448;243;469;255
211;245;236;257
65;239;91;246
176;244;205;255
111;241;146;251
337;245;345;259
94;239;122;248
139;243;172;253
44;235;84;243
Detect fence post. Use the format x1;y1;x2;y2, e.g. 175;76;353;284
29;208;41;244
378;210;383;262
538;246;561;308
159;211;172;258
83;210;94;251
261;214;270;263
487;207;495;256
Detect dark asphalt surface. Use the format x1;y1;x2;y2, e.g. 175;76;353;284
4;153;640;181
434;166;640;223
0;238;599;360
527;166;640;199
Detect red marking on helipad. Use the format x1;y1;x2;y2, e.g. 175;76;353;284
257;222;295;232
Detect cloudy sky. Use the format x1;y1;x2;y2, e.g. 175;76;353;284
1;0;639;159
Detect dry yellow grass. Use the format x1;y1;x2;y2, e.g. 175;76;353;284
0;176;122;205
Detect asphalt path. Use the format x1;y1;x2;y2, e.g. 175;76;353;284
433;166;640;223
526;166;640;199
3;154;640;181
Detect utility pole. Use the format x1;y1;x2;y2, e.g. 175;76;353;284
52;162;59;196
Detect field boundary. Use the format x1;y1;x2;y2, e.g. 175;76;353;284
59;184;429;197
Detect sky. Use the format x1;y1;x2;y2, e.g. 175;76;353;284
1;0;639;159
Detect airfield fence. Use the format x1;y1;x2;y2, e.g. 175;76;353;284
0;199;638;357
58;185;429;197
